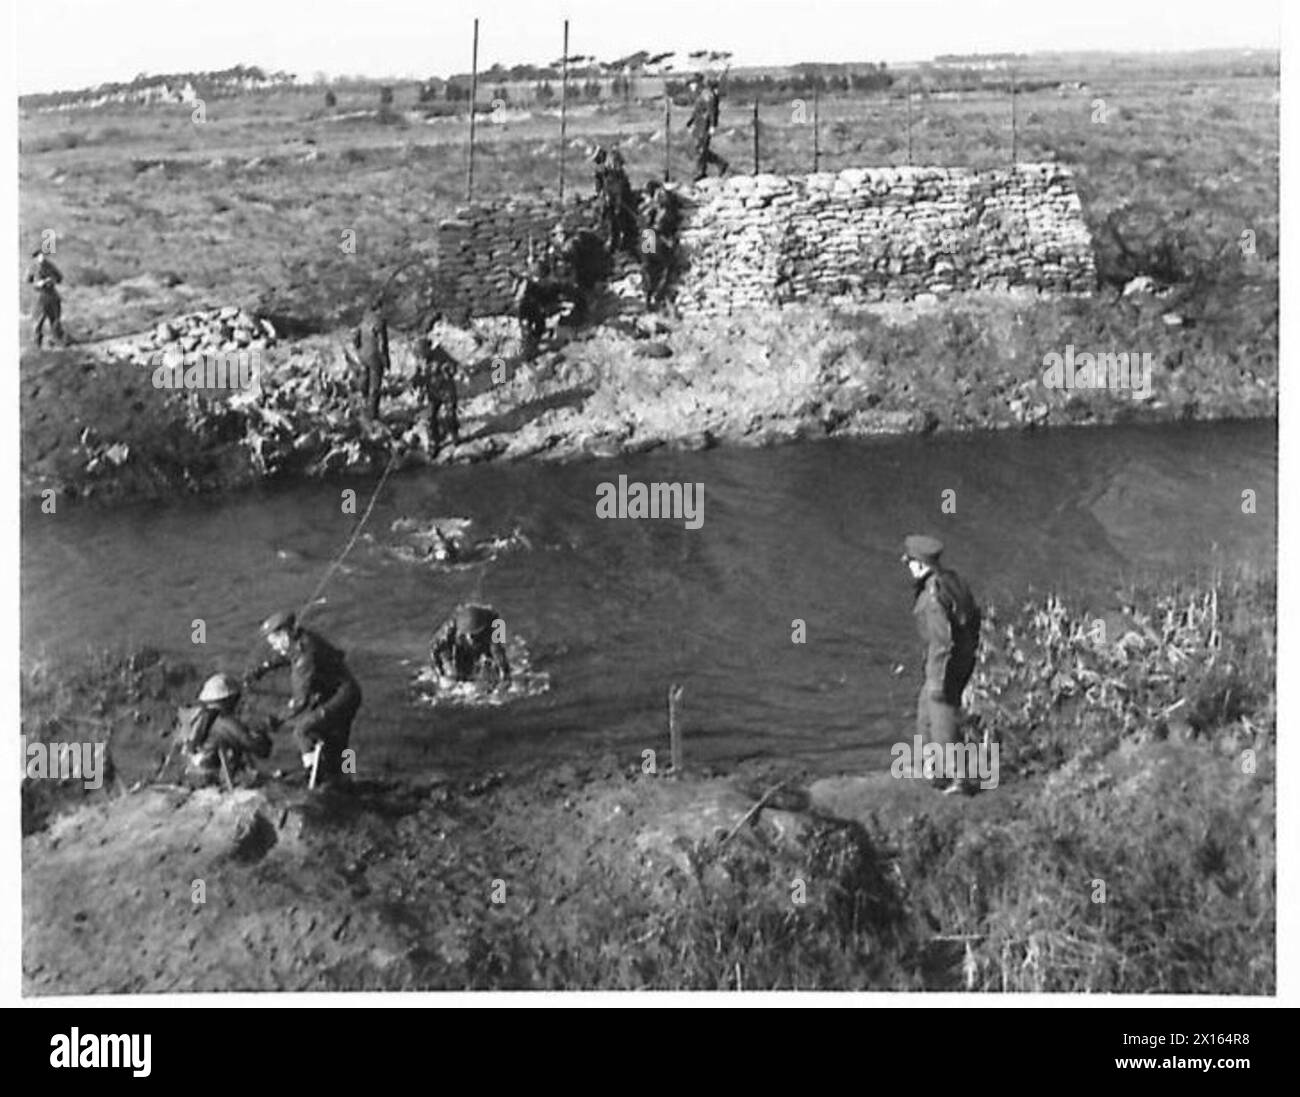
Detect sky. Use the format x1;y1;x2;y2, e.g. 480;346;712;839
14;0;1282;94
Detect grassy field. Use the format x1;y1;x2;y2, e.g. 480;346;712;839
19;58;1278;343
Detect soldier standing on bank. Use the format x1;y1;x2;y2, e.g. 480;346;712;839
414;330;460;451
687;76;729;182
639;179;681;311
26;248;67;348
592;146;637;254
353;295;390;421
514;254;550;360
902;534;982;795
246;611;363;788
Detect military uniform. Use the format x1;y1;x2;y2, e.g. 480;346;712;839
26;253;66;347
415;338;460;450
905;535;981;785
515;269;550;358
177;705;271;788
430;603;511;685
639;184;681;309
594;151;637;254
688;83;729;182
251;624;362;783
353;303;390;420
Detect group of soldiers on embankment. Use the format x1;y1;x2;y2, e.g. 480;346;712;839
514;76;729;350
23;78;733;435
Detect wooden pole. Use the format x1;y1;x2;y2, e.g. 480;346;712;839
1010;65;1017;164
752;99;759;174
812;82;820;172
466;18;479;201
668;684;684;772
308;741;322;790
663;93;671;182
906;79;913;166
559;19;569;198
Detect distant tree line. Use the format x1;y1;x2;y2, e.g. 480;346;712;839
22;64;295;109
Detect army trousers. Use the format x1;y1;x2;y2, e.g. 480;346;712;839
915;650;977;785
288;677;362;781
692;140;729;181
33;295;65;347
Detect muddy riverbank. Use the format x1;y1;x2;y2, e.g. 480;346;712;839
22;570;1275;993
20;288;1278;506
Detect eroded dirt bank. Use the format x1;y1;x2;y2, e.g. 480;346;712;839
22;568;1276;993
20;289;1278;506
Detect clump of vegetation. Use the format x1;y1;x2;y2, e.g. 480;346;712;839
21;648;200;833
400;570;1275;992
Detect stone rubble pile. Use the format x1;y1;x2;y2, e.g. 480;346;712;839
106;306;277;368
435;164;1094;319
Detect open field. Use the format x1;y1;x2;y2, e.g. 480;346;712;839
17;57;1279;504
20;62;1278;340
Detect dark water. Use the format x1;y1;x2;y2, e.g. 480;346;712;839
21;420;1276;780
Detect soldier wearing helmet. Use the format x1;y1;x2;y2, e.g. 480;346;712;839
247;610;362;787
175;673;272;788
429;603;512;687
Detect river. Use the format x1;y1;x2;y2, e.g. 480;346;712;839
22;420;1276;779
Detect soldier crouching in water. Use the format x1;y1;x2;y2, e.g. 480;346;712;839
246;611;362;788
902;534;982;795
174;674;272;789
429;604;512;688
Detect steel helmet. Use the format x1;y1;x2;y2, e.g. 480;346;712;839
198;673;241;704
259;609;297;637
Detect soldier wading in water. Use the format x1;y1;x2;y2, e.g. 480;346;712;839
429;603;512;688
902;534;982;795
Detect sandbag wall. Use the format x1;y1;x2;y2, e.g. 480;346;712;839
434;163;1095;318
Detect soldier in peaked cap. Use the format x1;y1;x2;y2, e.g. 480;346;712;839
902;534;981;793
247;610;362;787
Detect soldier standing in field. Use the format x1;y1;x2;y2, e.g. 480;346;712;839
353;296;390;421
26;248;67;348
687;76;729;182
902;534;982;795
